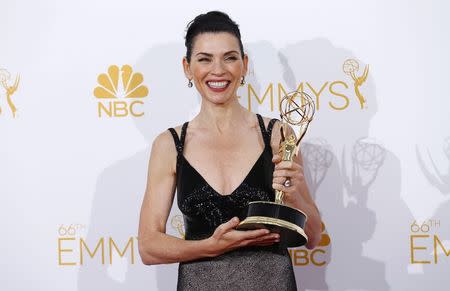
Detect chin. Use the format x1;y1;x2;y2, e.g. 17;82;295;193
206;96;234;105
201;91;236;105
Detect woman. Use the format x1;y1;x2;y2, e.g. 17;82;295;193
138;11;322;290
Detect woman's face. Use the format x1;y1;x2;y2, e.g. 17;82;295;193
183;32;248;105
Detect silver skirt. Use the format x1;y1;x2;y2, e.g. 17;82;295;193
177;245;297;291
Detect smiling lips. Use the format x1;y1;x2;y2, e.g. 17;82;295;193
206;80;230;92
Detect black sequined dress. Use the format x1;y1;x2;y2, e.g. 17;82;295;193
168;113;297;291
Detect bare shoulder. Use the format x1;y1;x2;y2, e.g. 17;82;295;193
257;115;280;129
150;125;182;173
152;128;175;151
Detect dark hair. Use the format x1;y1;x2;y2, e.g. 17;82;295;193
184;11;244;63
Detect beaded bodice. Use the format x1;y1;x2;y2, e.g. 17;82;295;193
168;114;278;240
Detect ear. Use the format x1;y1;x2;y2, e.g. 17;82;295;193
242;53;249;76
182;57;193;80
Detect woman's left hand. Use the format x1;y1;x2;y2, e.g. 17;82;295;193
272;153;308;208
272;152;322;249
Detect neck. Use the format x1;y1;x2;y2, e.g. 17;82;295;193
193;97;252;133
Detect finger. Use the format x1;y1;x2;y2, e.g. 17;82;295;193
272;154;282;163
272;182;292;192
243;235;280;247
273;169;296;178
274;160;293;169
253;233;279;241
275;161;301;171
251;240;278;246
259;233;280;241
237;228;270;240
273;176;287;184
215;217;240;237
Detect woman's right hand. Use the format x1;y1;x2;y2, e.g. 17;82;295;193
205;217;280;257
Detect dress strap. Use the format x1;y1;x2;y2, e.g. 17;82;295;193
167;122;189;155
168;128;181;154
180;122;189;152
256;113;269;146
267;118;279;141
256;113;279;148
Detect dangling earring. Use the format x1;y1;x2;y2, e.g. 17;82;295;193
188;79;193;88
240;76;245;86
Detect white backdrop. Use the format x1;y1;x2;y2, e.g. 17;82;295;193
2;0;450;290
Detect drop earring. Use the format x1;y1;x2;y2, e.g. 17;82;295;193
240;76;245;86
188;79;193;88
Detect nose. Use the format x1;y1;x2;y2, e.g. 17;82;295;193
211;59;226;75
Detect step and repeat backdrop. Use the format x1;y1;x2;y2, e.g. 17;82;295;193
2;0;450;290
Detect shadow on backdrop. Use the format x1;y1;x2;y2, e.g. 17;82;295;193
409;137;450;289
77;39;415;291
77;43;194;291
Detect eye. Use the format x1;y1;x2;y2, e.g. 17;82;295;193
225;56;238;61
198;58;211;62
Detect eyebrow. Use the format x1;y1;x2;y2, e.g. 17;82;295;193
195;50;240;57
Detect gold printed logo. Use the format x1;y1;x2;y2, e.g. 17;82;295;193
0;68;20;118
289;221;331;267
94;65;148;117
343;59;369;109
317;222;331;247
171;215;185;239
409;219;448;265
57;224;139;266
242;59;370;112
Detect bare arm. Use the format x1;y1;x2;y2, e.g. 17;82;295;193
137;130;213;264
138;130;276;265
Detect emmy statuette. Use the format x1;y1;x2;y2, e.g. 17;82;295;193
237;91;315;247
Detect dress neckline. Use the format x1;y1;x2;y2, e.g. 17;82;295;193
180;149;266;197
180;113;268;197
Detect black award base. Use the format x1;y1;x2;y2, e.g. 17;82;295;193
236;201;308;248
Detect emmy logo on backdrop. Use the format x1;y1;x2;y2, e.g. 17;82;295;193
343;59;369;109
171;215;185;239
338;139;386;270
0;68;20;118
342;138;386;199
416;137;450;194
237;91;315;247
302;138;333;196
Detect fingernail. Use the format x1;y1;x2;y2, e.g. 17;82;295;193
233;217;239;222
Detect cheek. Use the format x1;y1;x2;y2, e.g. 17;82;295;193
191;69;208;82
229;64;243;75
189;64;207;76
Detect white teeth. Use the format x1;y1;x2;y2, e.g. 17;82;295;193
207;81;228;88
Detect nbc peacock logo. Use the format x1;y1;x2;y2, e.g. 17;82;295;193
289;221;331;267
94;65;148;118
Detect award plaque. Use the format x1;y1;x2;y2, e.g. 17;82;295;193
237;91;315;247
